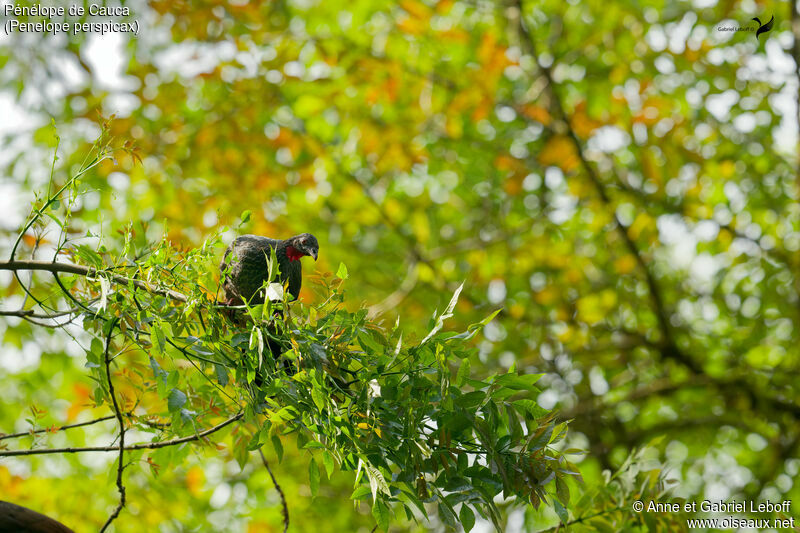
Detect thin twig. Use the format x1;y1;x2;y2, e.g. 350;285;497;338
0;306;86;319
100;318;125;533
20;233;42;310
0;412;244;457
537;505;626;532
259;448;289;533
0;414;116;441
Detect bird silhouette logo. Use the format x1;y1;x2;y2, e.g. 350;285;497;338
752;15;774;40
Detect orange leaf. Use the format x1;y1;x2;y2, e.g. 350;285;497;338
614;255;637;275
186;466;205;496
401;0;431;19
66;383;91;422
538;136;580;172
21;234;46;248
520;104;551;125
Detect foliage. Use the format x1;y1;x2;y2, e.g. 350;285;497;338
1;136;571;531
529;444;691;532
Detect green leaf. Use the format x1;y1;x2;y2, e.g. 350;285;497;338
451;308;503;341
322;450;335;479
437;501;457;527
309;457;320;499
513;399;550;419
553;499;569;524
421;282;464;344
350;485;372;500
311;387;326;412
336;262;348;280
233;434;248;470
167;389;187;411
527;423;554;452
267;246;279;283
271;435;284;463
90;338;103;356
506;403;523;442
33;122;59;147
249;326;263;359
556;475;570;506
365;463;390;501
167;371;179;390
456;358;470;387
240;210;251;224
460;505;476;532
476;307;503;328
371;499;390;532
214;364;229;387
455;391;485;408
230;333;249;347
494;372;543;390
152;322;166;355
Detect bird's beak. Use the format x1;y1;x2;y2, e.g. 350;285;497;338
310;249;318;261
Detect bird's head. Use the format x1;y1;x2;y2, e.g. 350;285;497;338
287;233;319;261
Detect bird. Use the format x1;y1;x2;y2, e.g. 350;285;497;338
220;233;319;392
0;501;74;533
220;233;319;305
752;15;774;40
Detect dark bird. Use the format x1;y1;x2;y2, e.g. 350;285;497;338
220;233;319;305
0;501;74;533
220;234;318;395
752;15;774;40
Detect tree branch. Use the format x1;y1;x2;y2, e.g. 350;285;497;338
0;414;116;441
0;306;86;319
0;260;188;303
259;448;289;533
513;2;800;433
100;318;125;533
0;412;243;457
513;2;705;374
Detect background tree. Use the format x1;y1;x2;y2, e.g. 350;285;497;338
1;0;799;530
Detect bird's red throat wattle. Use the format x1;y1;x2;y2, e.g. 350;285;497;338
286;245;305;261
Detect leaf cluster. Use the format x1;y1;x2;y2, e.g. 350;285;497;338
4;137;574;531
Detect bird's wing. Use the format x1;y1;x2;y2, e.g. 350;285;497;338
222;235;287;303
225;236;280;267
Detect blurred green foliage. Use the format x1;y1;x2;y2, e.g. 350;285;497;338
1;0;800;530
